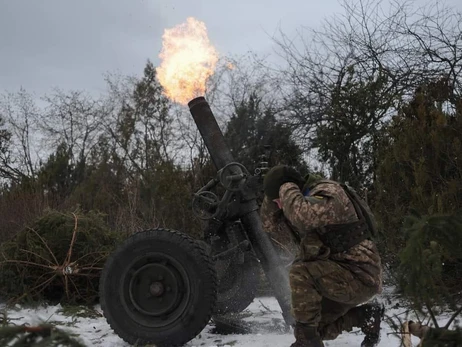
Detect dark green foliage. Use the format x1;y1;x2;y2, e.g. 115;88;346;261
0;324;85;347
421;326;462;347
67;149;126;223
36;143;82;200
136;160;202;236
0;209;123;304
374;79;462;259
312;67;392;190
224;93;308;175
398;211;462;312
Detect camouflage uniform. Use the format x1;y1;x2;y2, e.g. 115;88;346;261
260;180;383;340
260;195;299;266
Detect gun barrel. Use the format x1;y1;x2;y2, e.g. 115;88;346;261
188;97;235;170
188;96;294;326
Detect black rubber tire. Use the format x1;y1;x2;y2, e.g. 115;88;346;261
215;253;260;314
99;228;217;347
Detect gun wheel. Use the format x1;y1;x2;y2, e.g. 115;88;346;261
100;228;217;347
216;253;260;314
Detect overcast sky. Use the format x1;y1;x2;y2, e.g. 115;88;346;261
1;0;461;96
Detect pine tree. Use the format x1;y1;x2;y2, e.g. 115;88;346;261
224;92;308;174
312;66;391;190
37;143;79;201
374;78;462;258
398;210;462;329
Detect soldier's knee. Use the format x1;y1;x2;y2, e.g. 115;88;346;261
289;263;315;288
289;263;305;280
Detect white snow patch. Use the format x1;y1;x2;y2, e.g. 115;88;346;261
0;288;452;346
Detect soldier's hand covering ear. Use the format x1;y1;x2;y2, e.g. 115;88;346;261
302;173;324;193
263;165;304;200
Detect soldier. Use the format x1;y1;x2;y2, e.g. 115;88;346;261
261;165;384;347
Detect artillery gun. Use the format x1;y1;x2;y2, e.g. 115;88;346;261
99;97;293;346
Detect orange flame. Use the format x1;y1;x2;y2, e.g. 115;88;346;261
156;17;219;105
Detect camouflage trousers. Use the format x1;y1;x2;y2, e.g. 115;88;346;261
290;259;378;340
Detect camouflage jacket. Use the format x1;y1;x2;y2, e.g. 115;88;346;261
260;181;382;290
260;195;300;267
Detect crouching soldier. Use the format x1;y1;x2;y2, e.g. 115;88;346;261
260;165;384;347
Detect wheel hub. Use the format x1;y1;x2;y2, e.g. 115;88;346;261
122;253;191;328
129;263;180;316
150;282;165;296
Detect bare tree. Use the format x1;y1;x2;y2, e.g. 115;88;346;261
207;54;282;122
272;0;462;186
39;89;107;166
0;88;40;180
101;62;176;179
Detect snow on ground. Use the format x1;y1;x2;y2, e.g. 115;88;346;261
0;287;448;346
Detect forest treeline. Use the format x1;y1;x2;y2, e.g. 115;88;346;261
0;0;461;274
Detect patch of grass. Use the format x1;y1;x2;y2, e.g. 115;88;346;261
57;305;102;319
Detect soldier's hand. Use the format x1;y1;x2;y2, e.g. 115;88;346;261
263;165;304;200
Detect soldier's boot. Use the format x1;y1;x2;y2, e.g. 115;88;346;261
290;323;324;347
358;302;385;347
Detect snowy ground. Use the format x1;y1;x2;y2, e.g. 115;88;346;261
0;287;448;346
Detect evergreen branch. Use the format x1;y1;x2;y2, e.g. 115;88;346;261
74;267;103;272
18;249;55;267
0;259;54;271
26;227;59;266
67;275;83;300
425;302;439;328
70;251;107;264
64;213;79;267
444;306;462;329
66;273;99;280
0;324;85;347
9;274;58;305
